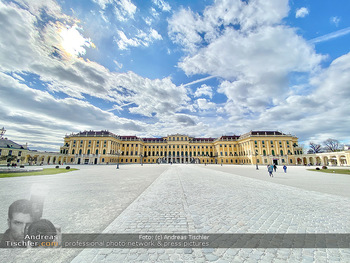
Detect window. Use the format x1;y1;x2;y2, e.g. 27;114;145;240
103;149;106;154
96;149;98;155
87;149;90;155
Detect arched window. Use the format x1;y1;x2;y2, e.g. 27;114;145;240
96;149;98;155
79;149;82;155
272;150;275;156
280;150;283;156
72;149;75;154
87;149;90;155
103;149;106;154
263;150;266;156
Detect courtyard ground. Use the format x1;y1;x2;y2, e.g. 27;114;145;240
0;164;349;262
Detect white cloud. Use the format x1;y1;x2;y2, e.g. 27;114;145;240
93;0;112;9
296;7;309;18
0;3;191;142
194;84;213;98
59;24;95;57
196;98;216;110
92;0;136;21
116;28;162;50
0;72;146;150
114;0;136;21
152;0;171;12
169;0;324;120
116;30;141;50
113;60;123;69
150;7;160;18
330;16;341;27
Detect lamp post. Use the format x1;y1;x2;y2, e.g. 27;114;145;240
116;149;122;169
255;150;259;170
140;154;143;166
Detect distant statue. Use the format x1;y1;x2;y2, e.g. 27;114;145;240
0;127;6;139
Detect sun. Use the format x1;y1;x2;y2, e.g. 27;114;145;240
59;24;95;57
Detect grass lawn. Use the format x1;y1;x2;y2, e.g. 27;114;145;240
0;168;79;178
308;169;350;175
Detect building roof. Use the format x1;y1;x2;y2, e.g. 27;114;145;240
192;138;215;142
218;135;240;140
68;130;115;137
120;136;139;139
0;138;26;150
248;131;286;136
142;138;165;142
65;130;295;142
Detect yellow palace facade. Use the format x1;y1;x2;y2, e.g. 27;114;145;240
60;130;302;166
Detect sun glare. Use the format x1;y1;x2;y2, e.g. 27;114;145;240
59;25;95;57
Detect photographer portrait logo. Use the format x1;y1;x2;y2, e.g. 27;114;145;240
0;199;60;248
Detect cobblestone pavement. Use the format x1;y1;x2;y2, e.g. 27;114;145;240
71;165;350;263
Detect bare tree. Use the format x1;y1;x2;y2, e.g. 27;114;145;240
323;138;340;152
309;142;322;153
298;143;307;154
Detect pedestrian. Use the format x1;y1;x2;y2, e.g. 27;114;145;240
283;165;287;173
268;165;273;177
273;164;277;172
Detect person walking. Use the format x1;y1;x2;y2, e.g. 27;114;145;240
268;165;274;177
273;164;277;172
283;165;287;173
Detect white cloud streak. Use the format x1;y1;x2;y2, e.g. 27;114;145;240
309;27;350;44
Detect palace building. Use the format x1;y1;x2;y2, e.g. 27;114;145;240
60;130;303;166
0;127;64;166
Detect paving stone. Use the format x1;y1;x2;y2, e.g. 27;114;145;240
4;164;348;263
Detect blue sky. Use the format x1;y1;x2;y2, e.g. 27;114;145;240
0;0;350;151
